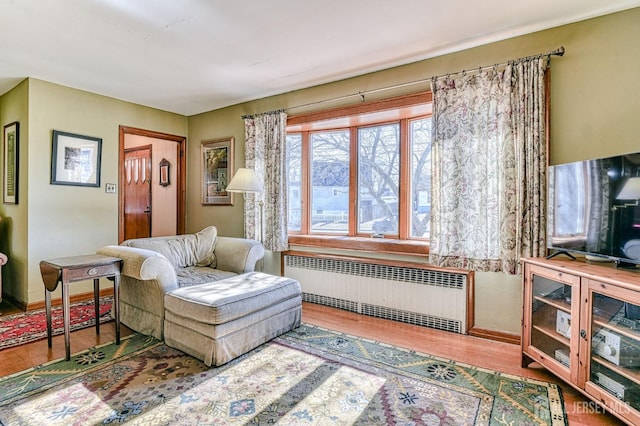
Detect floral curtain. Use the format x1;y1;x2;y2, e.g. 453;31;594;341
429;56;549;274
244;110;289;251
510;57;550;270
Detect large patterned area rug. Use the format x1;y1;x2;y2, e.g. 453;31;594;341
0;297;113;351
0;324;567;425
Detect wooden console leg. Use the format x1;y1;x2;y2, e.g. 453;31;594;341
522;352;535;368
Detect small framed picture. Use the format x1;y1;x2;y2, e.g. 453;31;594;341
159;158;170;187
51;130;102;187
3;121;19;204
201;137;234;205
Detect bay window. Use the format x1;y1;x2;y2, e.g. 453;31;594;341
286;91;432;252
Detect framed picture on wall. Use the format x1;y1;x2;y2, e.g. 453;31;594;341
51;130;102;187
159;158;171;187
3;121;19;204
201;137;234;205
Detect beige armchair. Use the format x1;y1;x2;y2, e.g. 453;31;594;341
97;226;264;339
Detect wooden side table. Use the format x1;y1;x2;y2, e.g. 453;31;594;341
39;254;122;361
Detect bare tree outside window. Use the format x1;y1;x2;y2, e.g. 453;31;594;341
358;123;400;235
286;134;302;231
411;118;432;238
284;93;432;243
311;131;350;233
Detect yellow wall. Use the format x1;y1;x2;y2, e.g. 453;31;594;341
187;8;640;334
187;109;244;236
0;78;188;305
0;79;29;302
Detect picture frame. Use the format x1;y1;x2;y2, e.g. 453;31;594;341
3;121;19;204
51;130;102;187
201;137;234;205
159;158;170;187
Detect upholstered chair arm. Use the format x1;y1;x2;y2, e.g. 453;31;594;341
97;245;180;339
97;245;179;293
214;237;265;274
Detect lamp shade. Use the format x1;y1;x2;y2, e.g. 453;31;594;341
616;177;640;200
226;168;263;193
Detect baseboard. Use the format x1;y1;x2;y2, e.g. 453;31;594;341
1;293;28;311
15;288;115;312
468;326;520;345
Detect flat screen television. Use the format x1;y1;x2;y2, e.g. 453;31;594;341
547;151;640;268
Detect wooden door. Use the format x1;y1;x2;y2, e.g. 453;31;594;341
123;146;152;240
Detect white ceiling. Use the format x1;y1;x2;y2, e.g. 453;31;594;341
1;0;639;116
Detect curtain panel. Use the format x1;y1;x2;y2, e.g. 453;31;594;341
510;57;550;271
429;57;549;274
244;111;289;252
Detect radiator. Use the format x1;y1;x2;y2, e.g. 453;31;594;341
283;254;469;334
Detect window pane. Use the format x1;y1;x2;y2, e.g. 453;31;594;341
410;118;432;238
311;131;350;233
286;134;302;232
553;162;587;236
358;123;400;235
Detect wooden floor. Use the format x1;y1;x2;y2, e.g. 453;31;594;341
0;299;625;425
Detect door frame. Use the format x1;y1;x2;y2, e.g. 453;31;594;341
118;125;186;243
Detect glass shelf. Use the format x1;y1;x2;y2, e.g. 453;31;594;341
590;293;640;411
531;274;573;368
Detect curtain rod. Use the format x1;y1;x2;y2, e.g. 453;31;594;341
285;46;565;112
242;108;285;120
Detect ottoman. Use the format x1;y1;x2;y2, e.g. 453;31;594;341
163;272;302;366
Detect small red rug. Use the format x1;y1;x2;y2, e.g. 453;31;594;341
0;297;113;351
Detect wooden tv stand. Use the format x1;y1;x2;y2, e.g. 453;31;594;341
521;257;640;425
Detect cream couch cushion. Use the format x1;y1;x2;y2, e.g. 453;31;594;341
164;272;302;366
164;273;302;324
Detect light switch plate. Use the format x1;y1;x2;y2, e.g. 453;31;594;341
105;183;117;193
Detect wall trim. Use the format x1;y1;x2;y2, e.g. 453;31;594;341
468;326;520;345
6;288;115;312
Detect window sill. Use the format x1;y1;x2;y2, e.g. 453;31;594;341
288;235;429;257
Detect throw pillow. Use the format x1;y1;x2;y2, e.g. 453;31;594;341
123;226;217;268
